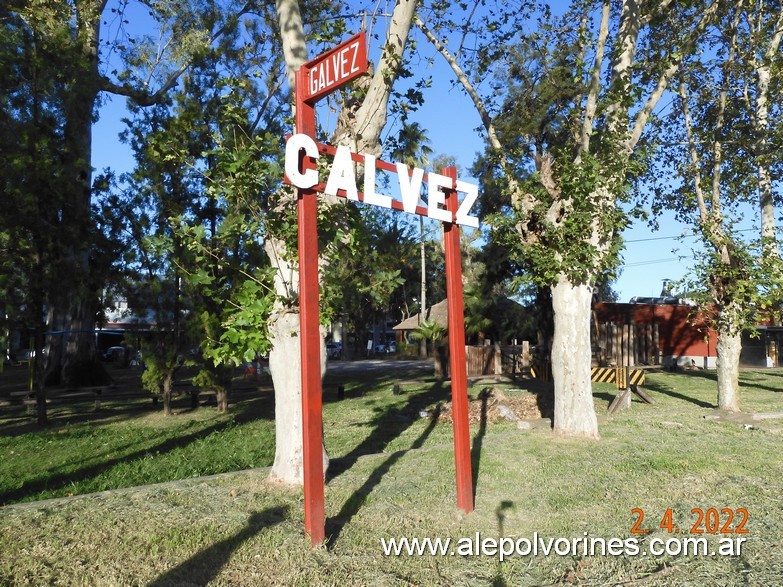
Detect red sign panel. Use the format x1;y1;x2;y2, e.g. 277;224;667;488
301;31;368;103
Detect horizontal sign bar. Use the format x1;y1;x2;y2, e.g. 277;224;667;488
284;134;479;228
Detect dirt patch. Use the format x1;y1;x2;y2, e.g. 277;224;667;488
434;386;553;424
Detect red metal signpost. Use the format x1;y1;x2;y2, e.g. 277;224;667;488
290;31;473;546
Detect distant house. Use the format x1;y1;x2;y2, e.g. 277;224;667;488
393;297;532;345
593;301;717;369
393;299;449;336
593;301;783;369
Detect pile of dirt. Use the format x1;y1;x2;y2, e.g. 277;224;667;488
434;387;552;424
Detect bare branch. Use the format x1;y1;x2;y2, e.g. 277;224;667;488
627;0;720;152
578;0;610;158
454;0;481;61
678;82;710;228
350;0;418;154
415;14;534;219
101;1;255;106
414;16;500;150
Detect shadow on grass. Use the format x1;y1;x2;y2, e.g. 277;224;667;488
0;380;275;439
0;402;156;438
327;380;447;481
491;500;515;587
736;371;783;394
322;359;436;403
148;506;289;587
643;379;715;408
326;403;442;548
0;396;272;505
472;392;488;499
644;369;783;396
592;391;616;406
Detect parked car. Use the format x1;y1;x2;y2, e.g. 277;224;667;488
102;346;126;361
373;341;396;354
326;342;342;359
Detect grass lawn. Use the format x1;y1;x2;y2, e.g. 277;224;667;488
1;364;782;585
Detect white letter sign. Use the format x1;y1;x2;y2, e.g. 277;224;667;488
427;172;453;223
455;180;479;228
303;33;368;103
284;133;319;189
396;163;425;214
284;135;480;228
324;145;359;201
363;155;392;209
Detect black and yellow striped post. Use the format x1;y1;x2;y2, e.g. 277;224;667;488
593;367;653;413
616;367;628;390
629;369;646;387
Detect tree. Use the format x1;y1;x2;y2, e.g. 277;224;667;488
389;122;434;358
420;0;719;438
410;318;446;374
266;0;421;484
0;5;75;423
743;2;783;257
650;2;783;411
3;0;254;388
114;7;287;414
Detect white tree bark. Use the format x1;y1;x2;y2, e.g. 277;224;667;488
267;311;328;484
419;1;716;439
269;0;321;485
716;321;741;413
265;229;329;484
751;7;783;257
551;278;599;439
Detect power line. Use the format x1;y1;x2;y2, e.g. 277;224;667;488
625;227;758;244
624;257;682;267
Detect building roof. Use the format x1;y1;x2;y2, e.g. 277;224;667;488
393;299;449;331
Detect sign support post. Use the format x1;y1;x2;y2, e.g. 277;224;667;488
294;32;368;547
294;65;325;546
443;167;474;513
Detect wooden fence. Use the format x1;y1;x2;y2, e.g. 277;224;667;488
592;323;660;367
464;343;533;376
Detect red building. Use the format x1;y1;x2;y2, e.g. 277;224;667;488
593;302;717;369
593;301;782;368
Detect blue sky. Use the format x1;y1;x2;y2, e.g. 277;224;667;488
92;89;704;303
90;7;758;304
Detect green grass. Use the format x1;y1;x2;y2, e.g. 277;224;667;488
0;399;277;504
1;368;783;585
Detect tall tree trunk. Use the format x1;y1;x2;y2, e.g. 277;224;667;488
215;363;232;413
264;232;329;483
267;311;328;484
45;2;107;387
551;277;599;439
33;310;48;426
162;367;174;417
716;306;741;412
755;65;779;258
